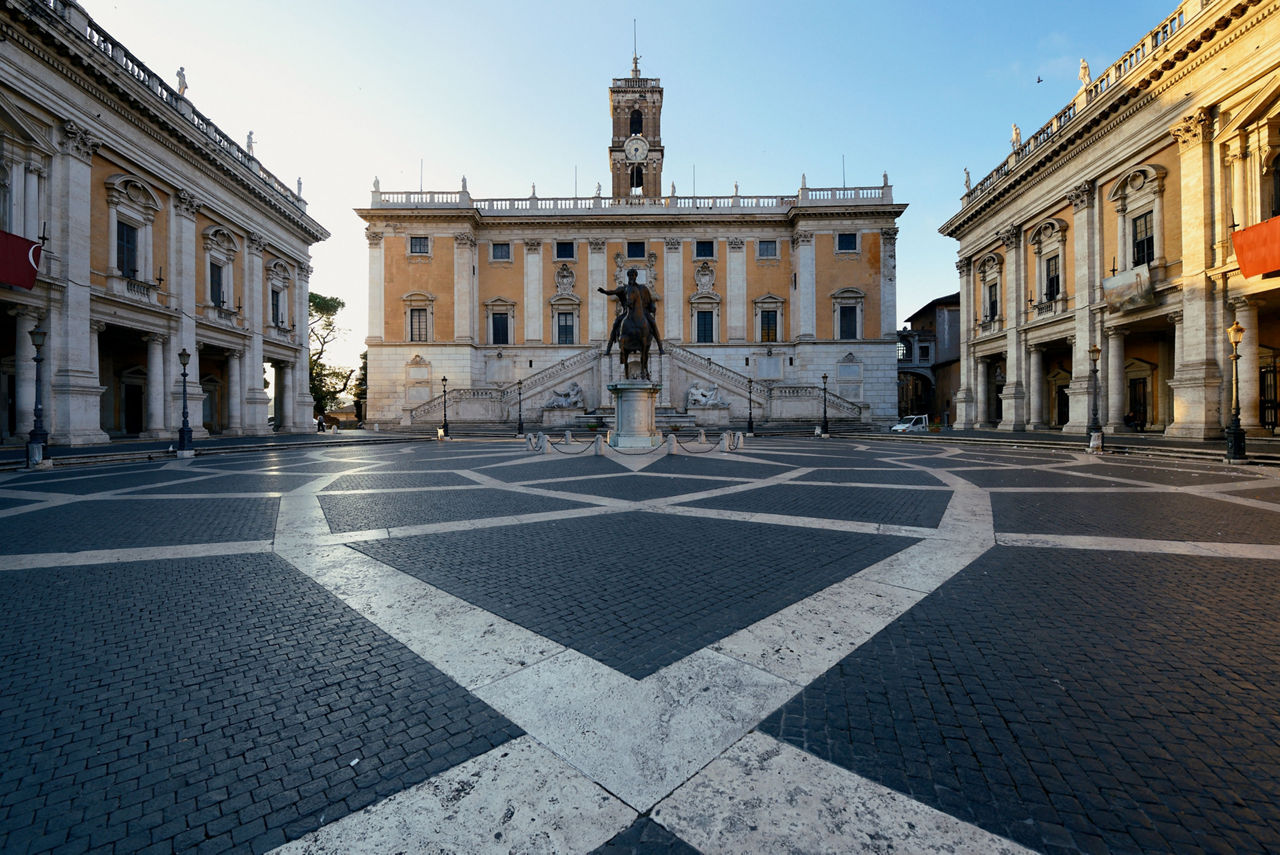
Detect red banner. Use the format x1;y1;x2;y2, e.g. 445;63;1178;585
0;230;42;290
1232;216;1280;279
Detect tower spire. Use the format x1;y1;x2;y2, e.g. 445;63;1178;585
631;20;640;78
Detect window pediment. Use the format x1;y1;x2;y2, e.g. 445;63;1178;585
1107;165;1167;204
202;225;240;255
105;173;162;212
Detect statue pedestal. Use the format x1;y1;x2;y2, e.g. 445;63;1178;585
608;380;662;448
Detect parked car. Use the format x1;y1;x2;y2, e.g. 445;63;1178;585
890;414;929;433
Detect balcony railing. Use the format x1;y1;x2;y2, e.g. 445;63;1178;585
961;2;1198;208
372;185;892;213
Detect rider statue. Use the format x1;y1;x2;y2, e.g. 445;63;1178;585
599;268;664;356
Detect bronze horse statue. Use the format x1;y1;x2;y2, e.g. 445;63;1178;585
600;269;664;380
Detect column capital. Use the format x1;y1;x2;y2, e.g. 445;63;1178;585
60;121;102;163
955;257;972;276
174;189;203;220
880;226;899;242
664;237;682;251
727;237;745;252
1166;311;1183;326
588;238;608;253
227;349;244;360
790;230;813;248
523;238;542;251
364;225;384;246
997;224;1021;250
454;232;477;248
248;232;268;253
1067;180;1095;211
141;333;167;345
7;306;44;323
90;320;108;334
1229;295;1264;312
1105;326;1128;339
1170;107;1211;151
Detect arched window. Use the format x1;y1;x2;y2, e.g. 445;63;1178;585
630;109;643;136
630;165;644;195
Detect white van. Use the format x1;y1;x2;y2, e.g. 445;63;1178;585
890;415;929;433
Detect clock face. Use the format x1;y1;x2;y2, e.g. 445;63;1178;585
624;136;649;162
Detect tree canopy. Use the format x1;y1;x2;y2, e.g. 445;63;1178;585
308;292;353;414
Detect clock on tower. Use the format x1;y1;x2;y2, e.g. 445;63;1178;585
609;55;663;198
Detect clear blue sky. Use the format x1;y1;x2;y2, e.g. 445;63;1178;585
83;0;1179;369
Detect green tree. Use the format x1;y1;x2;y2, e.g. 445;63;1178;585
308;292;354;414
351;350;368;422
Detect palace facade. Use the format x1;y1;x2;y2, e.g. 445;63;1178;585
358;60;906;430
1;1;327;446
940;0;1279;438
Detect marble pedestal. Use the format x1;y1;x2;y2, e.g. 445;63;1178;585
608;380;662;449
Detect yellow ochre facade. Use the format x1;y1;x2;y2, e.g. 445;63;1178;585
941;0;1280;438
358;60;907;430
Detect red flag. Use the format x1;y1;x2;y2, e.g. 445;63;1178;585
1231;216;1280;279
0;230;42;290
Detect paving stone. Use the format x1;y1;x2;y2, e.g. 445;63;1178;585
321;471;474;491
476;455;630;482
794;467;947;486
531;474;735;501
1062;461;1263;486
0;497;280;554
0;553;521;853
991;490;1280;542
637;455;790;479
589;815;702;854
128;473;321;495
760;546;1280;854
678;483;951;528
355;511;914;679
953;468;1133;488
317;487;595;533
0;468;205;495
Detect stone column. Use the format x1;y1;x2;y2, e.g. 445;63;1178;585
663;237;684;343
791;230;815;340
974;356;989;429
278;361;295;431
1106;327;1126;431
295;264;315;420
1165;109;1221;438
454;232;477;343
954;258;975;429
244;232;269;433
523;238;543;343
24;162;43;240
10;309;39;436
89;321;106;427
588;238;608;342
727;237;747;342
51;121;110;444
1027;345;1044;429
1231;297;1264;434
227;349;244;434
365;226;385;343
997;225;1025;430
142;334;166;436
880;227;898;339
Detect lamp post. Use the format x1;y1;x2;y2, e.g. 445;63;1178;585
821;372;830;438
1225;320;1247;463
746;377;755;436
441;376;450;438
1087;344;1102;451
27;327;48;467
177;348;193;453
516;378;525;437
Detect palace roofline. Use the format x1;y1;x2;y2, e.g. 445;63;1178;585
939;0;1218;239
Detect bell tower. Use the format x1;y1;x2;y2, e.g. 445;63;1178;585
609;54;664;198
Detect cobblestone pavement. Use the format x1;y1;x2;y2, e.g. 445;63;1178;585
1;436;1277;854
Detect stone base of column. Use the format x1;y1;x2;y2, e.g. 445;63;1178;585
607;380;662;449
1163;362;1224;439
51;376;110;446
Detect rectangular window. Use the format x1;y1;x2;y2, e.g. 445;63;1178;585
271;290;282;326
491;242;511;261
627;240;646;259
1045;255;1060;301
839;305;858;340
919;343;931;362
210;262;224;306
987;284;999;321
757;240;777;259
836;232;858;252
117;221;138;279
1132;212;1154;266
694;240;715;259
409;236;430;254
555;240;575;260
409;308;429;342
492;312;509;345
696;310;715;343
760;310;778;343
557;312;574;345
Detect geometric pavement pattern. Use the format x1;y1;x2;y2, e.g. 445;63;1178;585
0;435;1276;854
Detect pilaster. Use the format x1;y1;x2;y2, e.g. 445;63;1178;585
365;226;385;343
791;230;815;340
453;232;477;343
523;238;543;343
663;237;683;343
727;237;746;342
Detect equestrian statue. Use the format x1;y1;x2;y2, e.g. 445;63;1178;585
599;268;664;380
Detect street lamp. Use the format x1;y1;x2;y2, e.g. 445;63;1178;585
177;348;193;452
1087;344;1102;450
746;377;755;436
516;378;525;437
441;376;450;438
27;327;48;467
1225;320;1247;463
821;372;830;438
